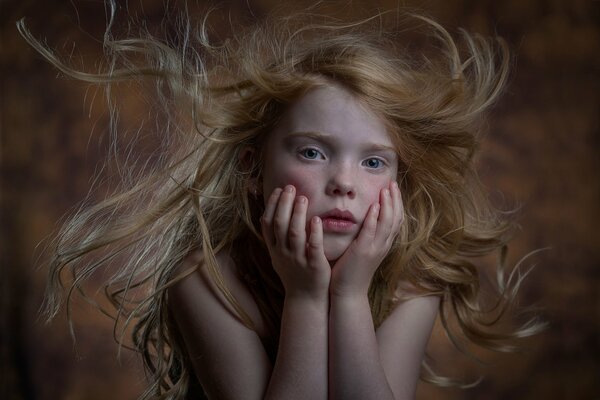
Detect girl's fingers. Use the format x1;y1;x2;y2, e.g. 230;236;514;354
307;216;325;266
357;203;379;244
376;186;394;239
261;187;282;246
273;185;296;246
390;181;403;233
289;195;308;256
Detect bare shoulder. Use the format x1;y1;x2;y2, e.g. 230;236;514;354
376;280;440;399
167;249;272;399
380;280;440;339
380;279;440;334
168;249;269;338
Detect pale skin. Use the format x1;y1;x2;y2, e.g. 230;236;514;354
169;85;439;399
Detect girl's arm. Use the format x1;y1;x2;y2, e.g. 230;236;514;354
328;182;438;400
261;186;330;400
170;252;329;400
170;185;330;400
329;289;439;400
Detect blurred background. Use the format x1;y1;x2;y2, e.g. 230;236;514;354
1;1;598;399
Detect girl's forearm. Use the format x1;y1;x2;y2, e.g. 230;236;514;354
328;293;395;400
264;294;328;400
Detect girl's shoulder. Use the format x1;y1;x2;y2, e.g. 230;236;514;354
392;279;441;302
168;249;270;339
167;250;274;398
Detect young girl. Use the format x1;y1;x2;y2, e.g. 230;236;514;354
19;4;544;399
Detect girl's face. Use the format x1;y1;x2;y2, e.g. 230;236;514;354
261;84;399;261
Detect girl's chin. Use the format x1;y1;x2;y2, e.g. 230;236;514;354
322;237;353;263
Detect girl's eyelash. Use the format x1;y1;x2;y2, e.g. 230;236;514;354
362;157;387;169
298;148;388;168
298;147;325;160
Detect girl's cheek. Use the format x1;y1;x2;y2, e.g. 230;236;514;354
366;178;390;203
278;167;319;198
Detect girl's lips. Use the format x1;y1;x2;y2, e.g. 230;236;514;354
321;217;356;232
318;208;357;233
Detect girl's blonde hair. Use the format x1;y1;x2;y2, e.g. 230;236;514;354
19;4;544;398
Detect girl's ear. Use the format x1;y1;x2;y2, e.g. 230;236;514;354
239;146;262;197
239;146;255;170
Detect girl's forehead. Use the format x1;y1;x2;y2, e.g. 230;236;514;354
273;84;394;147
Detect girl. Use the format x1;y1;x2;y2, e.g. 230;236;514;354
19;4;544;399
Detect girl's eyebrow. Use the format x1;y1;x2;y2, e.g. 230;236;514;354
286;131;398;154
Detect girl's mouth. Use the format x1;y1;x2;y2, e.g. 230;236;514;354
319;209;357;233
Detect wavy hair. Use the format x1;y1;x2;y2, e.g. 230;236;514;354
19;3;544;398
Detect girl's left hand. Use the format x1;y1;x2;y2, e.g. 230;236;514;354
330;181;403;298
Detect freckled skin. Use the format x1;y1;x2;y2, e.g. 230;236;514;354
262;84;399;261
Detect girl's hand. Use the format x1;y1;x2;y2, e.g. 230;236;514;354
330;181;403;298
261;185;331;300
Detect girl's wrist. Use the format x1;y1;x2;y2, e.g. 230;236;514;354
329;286;370;303
329;271;373;300
285;288;330;305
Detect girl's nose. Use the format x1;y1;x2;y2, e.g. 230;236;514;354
326;165;356;199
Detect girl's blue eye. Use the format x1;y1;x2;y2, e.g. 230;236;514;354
300;148;322;160
363;158;384;169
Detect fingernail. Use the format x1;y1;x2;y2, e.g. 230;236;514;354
285;185;294;193
297;196;306;204
392;181;398;190
313;216;321;224
384;189;390;196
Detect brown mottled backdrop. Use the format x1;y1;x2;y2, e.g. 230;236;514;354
1;1;598;399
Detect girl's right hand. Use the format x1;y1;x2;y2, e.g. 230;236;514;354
261;185;331;300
